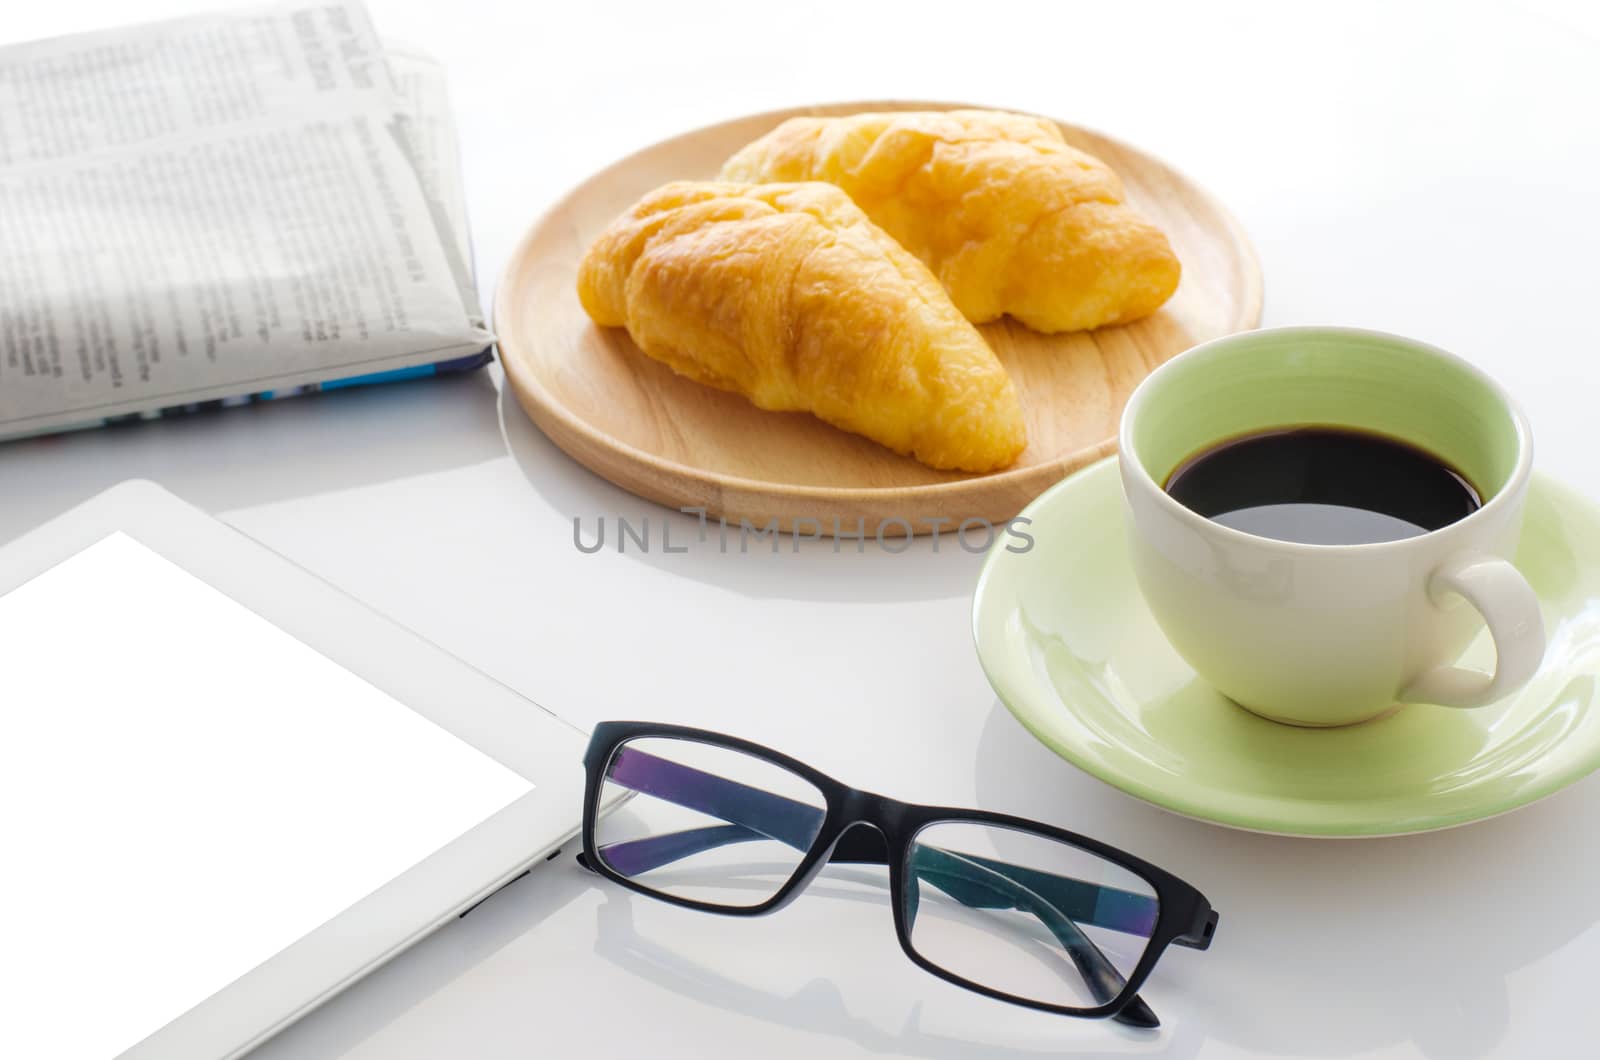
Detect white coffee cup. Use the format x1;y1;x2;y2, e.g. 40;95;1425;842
1118;326;1544;727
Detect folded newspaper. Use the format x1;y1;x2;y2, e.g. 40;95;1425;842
0;1;492;441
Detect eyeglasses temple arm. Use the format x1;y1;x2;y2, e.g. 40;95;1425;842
601;746;824;853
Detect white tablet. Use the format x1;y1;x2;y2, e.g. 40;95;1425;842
0;481;593;1060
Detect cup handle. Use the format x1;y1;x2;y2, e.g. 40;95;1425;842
1400;551;1545;709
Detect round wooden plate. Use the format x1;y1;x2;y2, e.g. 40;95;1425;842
496;101;1263;535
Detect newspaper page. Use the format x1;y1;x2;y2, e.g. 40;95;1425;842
387;45;481;327
0;2;491;439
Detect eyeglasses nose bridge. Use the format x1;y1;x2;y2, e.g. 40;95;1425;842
833;788;917;838
813;785;912;864
823;818;890;865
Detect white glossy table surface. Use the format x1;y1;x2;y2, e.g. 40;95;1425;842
5;2;1600;1056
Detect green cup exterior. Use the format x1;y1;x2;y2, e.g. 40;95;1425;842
1117;327;1535;726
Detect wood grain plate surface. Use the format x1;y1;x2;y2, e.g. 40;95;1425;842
496;101;1263;535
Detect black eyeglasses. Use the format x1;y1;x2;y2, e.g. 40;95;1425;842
577;721;1217;1028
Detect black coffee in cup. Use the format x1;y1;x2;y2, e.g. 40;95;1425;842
1163;427;1482;545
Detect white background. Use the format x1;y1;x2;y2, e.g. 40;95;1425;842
2;1;1599;1057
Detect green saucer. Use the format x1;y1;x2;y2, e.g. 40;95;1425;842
972;457;1600;837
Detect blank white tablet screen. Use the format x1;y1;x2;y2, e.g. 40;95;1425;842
0;533;535;1060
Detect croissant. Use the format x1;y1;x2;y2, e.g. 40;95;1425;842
576;180;1026;472
720;109;1181;334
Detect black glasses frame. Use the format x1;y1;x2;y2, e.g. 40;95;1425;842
578;721;1217;1028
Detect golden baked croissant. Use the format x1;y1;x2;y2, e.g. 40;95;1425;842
577;180;1026;472
720;109;1181;333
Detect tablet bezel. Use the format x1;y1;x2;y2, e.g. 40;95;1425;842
0;480;591;1060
